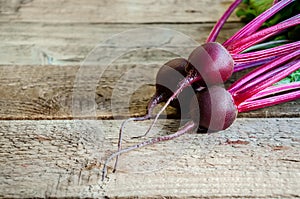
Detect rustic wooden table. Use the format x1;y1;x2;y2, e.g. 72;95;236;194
0;0;299;198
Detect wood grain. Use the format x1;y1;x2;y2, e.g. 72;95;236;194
1;119;299;198
0;0;239;23
0;22;241;65
1;0;300;198
0;64;299;120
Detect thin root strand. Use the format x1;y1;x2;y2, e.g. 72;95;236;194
102;120;196;181
114;115;151;172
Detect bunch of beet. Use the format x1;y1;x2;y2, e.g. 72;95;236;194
102;0;300;180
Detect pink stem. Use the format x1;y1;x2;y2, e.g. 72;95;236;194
228;16;300;54
232;40;293;72
233;59;300;104
241;40;289;53
232;41;300;62
238;89;300;113
246;82;300;101
228;50;300;94
233;64;290;94
206;0;242;43
223;0;295;47
233;57;277;72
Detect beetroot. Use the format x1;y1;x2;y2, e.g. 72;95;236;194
190;86;237;132
186;42;234;86
128;58;191;122
153;57;195;114
145;42;235;136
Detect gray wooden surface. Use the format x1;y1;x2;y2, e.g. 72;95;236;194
0;23;240;65
1;0;300;198
1;119;300;198
0;0;239;23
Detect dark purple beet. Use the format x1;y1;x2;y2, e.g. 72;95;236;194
190;86;238;132
150;58;198;116
143;42;235;136
156;58;188;95
186;42;234;86
154;58;189;109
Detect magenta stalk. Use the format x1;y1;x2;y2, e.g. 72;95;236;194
227;15;300;54
228;50;300;94
233;59;300;104
206;0;242;43
246;82;300;101
223;0;295;47
232;41;300;62
238;84;300;112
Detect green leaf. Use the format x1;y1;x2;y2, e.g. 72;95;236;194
275;69;300;85
235;0;273;23
249;0;273;16
290;69;300;82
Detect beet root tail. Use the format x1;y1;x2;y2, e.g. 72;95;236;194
102;120;196;181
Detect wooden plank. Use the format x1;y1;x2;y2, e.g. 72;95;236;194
0;22;242;65
1;119;299;198
0;64;299;120
0;0;239;23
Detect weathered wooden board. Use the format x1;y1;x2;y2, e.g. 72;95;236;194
1;0;300;198
0;64;299;120
0;0;239;23
1;119;299;198
0;23;241;65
